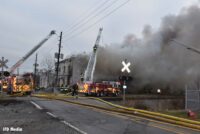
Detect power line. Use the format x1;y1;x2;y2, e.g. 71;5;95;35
63;0;111;33
63;0;130;43
171;39;200;54
43;1;113;57
46;0;130;58
63;0;121;37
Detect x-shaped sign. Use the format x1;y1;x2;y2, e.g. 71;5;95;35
0;57;8;69
121;61;131;73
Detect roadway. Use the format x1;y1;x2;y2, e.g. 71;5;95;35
28;97;200;134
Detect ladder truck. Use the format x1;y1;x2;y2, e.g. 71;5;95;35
6;30;56;94
84;28;103;82
79;28;121;96
10;30;56;74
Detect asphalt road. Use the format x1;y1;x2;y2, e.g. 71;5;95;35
0;98;67;134
29;97;200;134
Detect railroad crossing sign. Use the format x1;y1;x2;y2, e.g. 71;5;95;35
121;60;131;73
0;57;8;69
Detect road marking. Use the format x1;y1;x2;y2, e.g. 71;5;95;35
61;101;196;134
30;100;86;133
46;112;57;118
59;98;200;132
33;95;200;132
60;120;87;134
30;101;43;110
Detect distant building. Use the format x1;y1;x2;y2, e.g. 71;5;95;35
58;54;88;86
57;53;89;87
58;58;72;87
38;53;88;88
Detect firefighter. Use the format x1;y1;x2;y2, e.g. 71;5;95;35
72;83;79;99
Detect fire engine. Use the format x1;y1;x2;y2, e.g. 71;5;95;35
1;80;8;92
79;81;121;97
7;73;33;95
79;28;122;97
1;30;55;94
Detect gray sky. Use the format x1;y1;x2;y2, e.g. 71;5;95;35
0;0;198;73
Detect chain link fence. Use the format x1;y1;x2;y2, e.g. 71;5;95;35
185;89;200;111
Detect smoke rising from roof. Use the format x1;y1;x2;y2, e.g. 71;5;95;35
94;5;200;92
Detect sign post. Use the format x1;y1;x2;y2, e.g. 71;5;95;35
157;89;161;111
121;59;131;105
123;81;127;105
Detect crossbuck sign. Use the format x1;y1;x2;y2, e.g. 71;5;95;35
0;57;8;69
121;60;131;73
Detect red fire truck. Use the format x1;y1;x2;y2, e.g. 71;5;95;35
79;81;121;97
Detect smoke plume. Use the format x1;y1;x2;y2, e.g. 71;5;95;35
94;5;200;93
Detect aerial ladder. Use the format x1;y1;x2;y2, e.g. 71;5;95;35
84;28;103;82
9;30;56;74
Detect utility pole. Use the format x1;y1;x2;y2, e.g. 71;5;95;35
33;53;38;91
55;32;62;87
17;68;19;76
0;57;4;93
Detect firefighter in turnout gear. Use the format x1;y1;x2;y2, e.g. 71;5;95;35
72;83;79;99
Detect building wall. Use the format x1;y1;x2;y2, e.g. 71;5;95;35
58;54;88;87
38;53;89;88
58;58;72;87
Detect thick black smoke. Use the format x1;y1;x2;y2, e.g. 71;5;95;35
94;5;200;93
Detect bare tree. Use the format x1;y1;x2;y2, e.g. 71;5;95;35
41;54;55;87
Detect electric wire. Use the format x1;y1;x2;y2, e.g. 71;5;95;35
41;0;112;58
63;0;130;43
63;0;120;36
63;0;111;33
